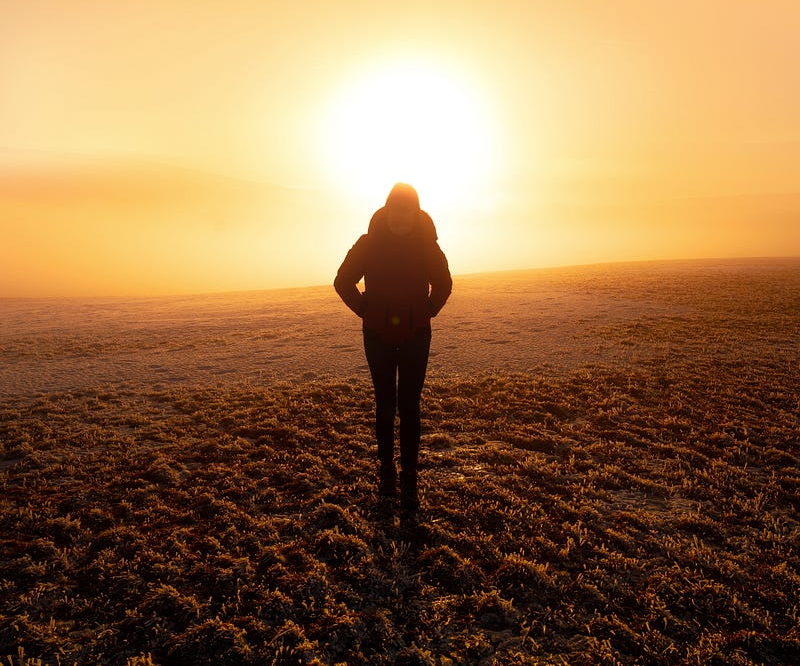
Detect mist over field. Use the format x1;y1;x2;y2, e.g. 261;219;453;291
1;258;799;665
3;257;796;397
3;157;799;299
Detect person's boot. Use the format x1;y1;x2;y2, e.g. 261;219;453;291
399;469;419;526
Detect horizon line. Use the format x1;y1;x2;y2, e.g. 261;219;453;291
2;255;798;302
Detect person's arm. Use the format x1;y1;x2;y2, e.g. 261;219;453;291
334;235;368;316
426;241;452;316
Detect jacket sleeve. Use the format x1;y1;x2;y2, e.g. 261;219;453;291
426;241;453;317
334;235;368;317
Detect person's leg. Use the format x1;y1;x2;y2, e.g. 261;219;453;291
363;327;399;495
397;326;431;517
397;326;431;471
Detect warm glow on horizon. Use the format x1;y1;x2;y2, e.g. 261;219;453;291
2;1;799;297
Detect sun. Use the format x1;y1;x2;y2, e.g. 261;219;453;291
323;55;497;214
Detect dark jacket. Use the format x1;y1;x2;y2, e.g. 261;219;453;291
334;206;452;343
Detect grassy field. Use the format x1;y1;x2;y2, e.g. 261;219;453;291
1;260;799;665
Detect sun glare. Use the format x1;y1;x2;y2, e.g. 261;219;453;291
323;56;497;213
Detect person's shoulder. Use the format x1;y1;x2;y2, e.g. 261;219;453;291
352;233;370;248
346;233;375;259
418;210;438;241
367;207;387;235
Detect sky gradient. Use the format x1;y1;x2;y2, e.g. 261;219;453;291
2;0;799;296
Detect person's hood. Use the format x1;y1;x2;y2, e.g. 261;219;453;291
385;182;420;211
367;206;438;241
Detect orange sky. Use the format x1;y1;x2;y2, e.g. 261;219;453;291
2;0;799;297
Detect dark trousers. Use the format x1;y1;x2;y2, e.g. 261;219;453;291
363;325;431;474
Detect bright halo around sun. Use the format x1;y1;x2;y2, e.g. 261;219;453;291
324;56;497;212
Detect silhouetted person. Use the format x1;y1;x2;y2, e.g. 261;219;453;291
335;183;452;523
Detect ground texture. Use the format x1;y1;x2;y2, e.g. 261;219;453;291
1;259;799;665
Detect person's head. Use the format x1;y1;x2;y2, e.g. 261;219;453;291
384;182;420;237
